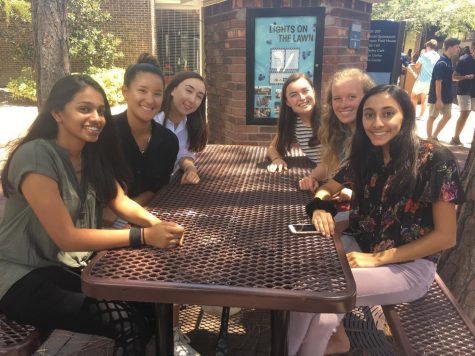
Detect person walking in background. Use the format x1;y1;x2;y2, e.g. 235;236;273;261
407;49;413;64
408;40;439;118
426;38;461;141
450;41;475;146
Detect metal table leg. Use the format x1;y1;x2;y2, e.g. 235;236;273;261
271;310;289;356
155;303;173;356
216;306;230;355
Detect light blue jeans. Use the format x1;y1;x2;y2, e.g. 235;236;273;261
288;235;437;356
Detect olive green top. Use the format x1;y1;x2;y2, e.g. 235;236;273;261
0;139;99;300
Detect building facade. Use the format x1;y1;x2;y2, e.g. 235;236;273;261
0;0;377;145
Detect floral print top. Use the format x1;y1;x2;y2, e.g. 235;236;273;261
333;141;464;263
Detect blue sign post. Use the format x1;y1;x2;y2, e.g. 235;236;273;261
367;20;405;85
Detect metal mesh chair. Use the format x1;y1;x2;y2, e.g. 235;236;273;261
0;312;49;356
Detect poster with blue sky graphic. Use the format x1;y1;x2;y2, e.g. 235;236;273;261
253;16;317;120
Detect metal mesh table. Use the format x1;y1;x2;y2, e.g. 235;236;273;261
81;145;356;355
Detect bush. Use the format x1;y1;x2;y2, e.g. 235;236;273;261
6;66;125;106
6;67;37;104
87;67;125;106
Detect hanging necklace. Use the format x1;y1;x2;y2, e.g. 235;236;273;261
138;127;152;154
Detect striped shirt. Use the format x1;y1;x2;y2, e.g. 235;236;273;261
294;117;321;164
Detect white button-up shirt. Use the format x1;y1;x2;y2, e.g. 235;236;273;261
154;112;195;173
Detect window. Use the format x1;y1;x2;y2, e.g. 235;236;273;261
156;9;201;81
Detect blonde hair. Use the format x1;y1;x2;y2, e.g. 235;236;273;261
318;68;374;176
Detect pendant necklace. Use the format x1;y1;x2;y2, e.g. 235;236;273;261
139;133;152;154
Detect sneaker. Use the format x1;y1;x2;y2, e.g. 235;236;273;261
174;327;200;356
201;305;241;317
450;137;462;146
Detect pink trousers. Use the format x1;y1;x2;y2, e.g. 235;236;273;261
288;235;437;356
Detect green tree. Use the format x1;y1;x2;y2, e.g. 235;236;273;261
0;0;33;64
31;0;69;108
372;0;475;38
1;0;122;68
68;0;123;68
438;132;475;323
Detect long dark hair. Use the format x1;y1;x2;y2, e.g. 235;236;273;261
276;73;320;157
350;85;419;201
124;52;164;87
161;71;207;152
1;75;130;204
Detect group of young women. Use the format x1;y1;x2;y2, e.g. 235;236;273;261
0;53;207;355
0;51;463;356
267;69;462;355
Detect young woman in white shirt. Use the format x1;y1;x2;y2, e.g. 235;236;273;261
154;71;207;184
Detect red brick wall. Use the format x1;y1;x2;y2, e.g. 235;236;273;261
204;0;372;145
100;0;155;68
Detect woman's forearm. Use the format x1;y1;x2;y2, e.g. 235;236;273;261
108;184;160;227
367;201;456;266
266;136;283;161
309;162;329;181
132;191;155;207
315;179;343;199
179;156;196;171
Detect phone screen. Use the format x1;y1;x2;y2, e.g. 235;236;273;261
288;224;319;234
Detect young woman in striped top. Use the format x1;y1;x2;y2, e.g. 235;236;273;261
267;73;321;172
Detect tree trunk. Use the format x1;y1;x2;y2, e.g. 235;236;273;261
31;0;70;110
438;129;475;324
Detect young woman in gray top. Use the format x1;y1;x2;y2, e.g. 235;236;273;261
0;75;184;355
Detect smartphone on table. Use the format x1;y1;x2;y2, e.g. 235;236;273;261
288;223;320;234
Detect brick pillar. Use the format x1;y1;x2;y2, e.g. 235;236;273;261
204;0;372;145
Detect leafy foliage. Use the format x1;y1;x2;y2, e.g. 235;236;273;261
6;67;36;103
0;0;33;64
86;67;125;106
67;0;123;68
372;0;475;37
6;66;125;105
1;0;123;68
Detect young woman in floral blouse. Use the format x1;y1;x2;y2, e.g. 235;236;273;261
290;84;464;356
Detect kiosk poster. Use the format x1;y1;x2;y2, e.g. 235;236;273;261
246;8;324;125
253;16;317;122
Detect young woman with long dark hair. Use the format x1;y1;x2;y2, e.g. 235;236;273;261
289;85;463;355
267;73;321;172
0;75;184;355
154;71;207;184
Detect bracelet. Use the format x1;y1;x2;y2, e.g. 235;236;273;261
129;226;142;248
305;197;338;218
